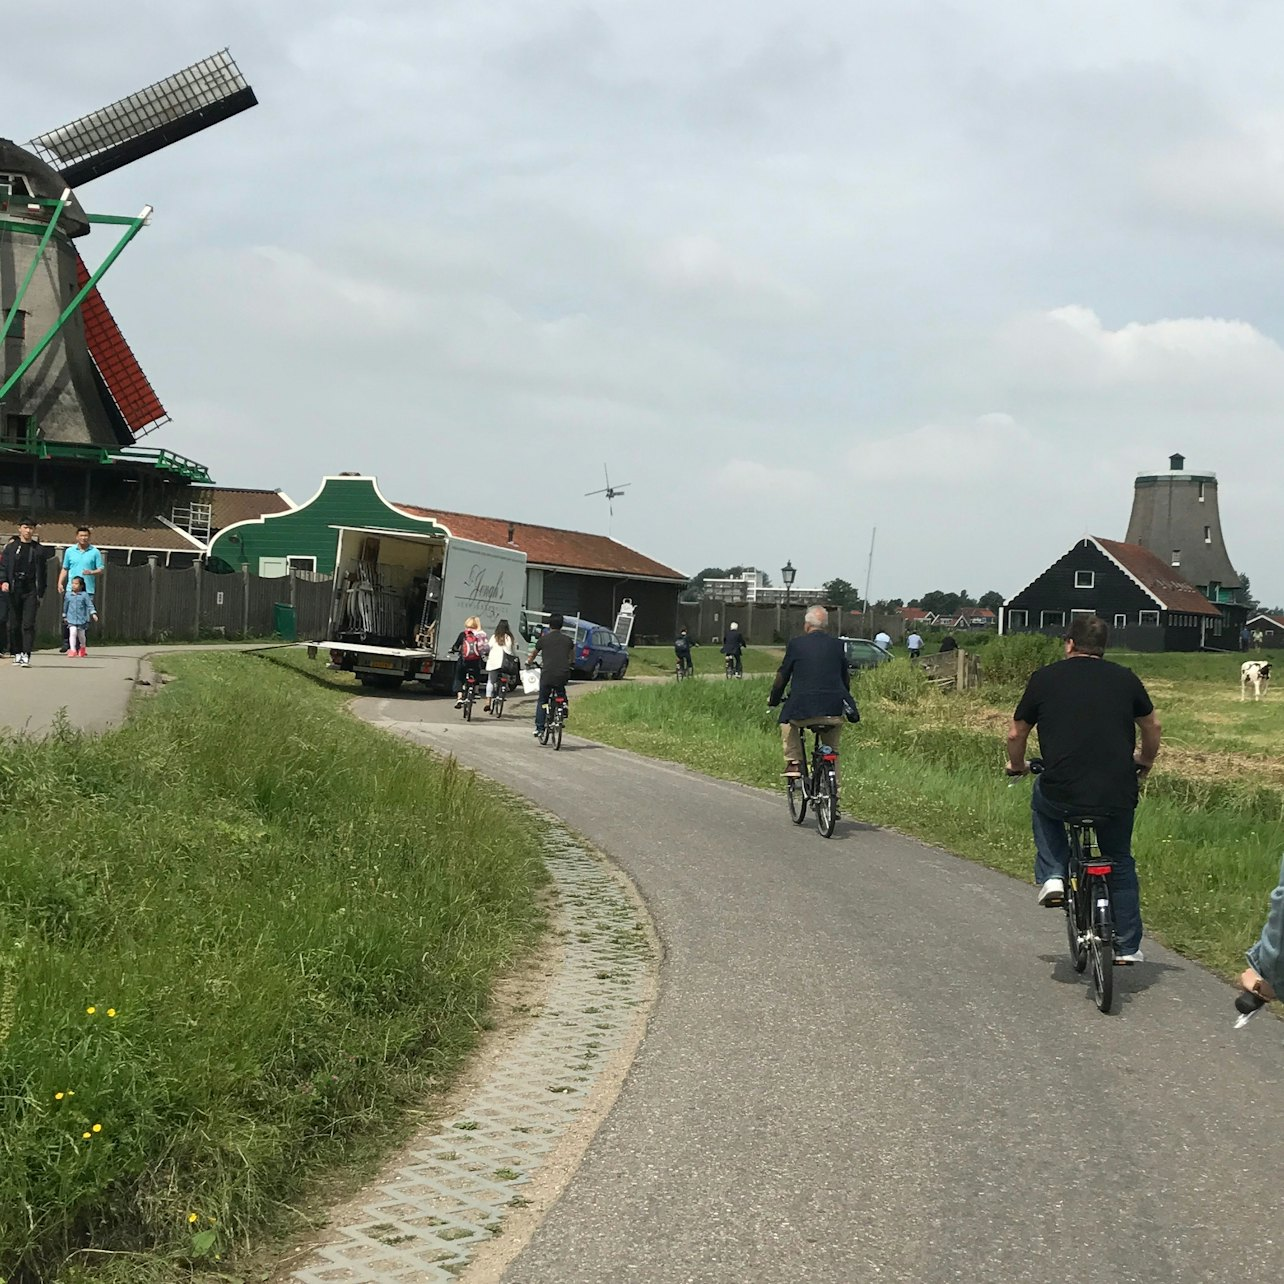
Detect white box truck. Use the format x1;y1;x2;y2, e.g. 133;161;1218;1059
307;525;527;691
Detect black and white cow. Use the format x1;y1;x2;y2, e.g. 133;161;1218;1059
1241;660;1272;702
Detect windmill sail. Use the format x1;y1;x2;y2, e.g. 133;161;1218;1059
74;253;169;440
29;49;256;186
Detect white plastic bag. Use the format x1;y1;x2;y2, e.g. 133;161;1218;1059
519;667;541;695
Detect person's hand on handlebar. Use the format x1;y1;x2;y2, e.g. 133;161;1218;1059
1134;756;1154;779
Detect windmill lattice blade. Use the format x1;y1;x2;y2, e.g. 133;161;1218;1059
30;49;257;187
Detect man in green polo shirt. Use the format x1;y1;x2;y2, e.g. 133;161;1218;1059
58;526;104;654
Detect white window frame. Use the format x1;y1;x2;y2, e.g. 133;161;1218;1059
1074;570;1095;589
1203;526;1211;544
1113;613;1126;629
1040;609;1066;629
287;555;317;572
1171;550;1181;567
1139;610;1160;626
1070;609;1095;621
1006;609;1028;629
1198;482;1205;502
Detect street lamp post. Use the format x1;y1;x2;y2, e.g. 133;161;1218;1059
781;559;797;621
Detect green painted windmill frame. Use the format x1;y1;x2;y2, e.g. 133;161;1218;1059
0;194;153;403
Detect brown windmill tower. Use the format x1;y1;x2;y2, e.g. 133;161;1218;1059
1124;453;1248;631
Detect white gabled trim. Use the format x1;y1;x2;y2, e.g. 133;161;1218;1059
212;475;454;554
1087;536;1166;608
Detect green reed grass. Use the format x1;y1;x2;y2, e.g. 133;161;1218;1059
625;645;783;677
0;652;545;1283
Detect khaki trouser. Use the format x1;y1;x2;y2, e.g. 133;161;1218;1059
782;717;843;767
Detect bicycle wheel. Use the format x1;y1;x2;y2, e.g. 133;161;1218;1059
493;696;504;719
553;717;563;750
539;715;550;745
1089;881;1115;1013
463;696;472;722
1065;882;1088;974
788;779;807;824
814;770;838;837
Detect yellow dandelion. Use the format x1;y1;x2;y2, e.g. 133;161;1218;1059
188;1212;198;1224
107;1009;116;1018
82;1131;90;1139
91;1123;102;1133
85;1006;96;1015
54;1092;64;1101
67;1090;74;1097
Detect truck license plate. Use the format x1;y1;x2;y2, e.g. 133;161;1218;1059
368;657;397;670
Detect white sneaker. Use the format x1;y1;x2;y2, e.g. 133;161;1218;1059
19;653;30;667
1037;877;1065;908
1114;949;1144;966
11;653;20;666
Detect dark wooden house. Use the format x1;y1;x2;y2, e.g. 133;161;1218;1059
1001;536;1223;651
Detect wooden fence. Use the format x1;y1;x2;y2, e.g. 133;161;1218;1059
918;648;982;691
7;561;334;648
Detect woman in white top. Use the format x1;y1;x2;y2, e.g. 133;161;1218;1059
484;618;519;711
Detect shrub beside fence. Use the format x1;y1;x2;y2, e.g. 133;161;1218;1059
18;562;333;648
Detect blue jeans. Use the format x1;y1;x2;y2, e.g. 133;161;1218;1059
1031;778;1143;954
535;681;567;733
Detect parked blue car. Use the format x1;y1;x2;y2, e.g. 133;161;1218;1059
571;620;629;679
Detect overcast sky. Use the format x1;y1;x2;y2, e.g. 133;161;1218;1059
12;1;1284;605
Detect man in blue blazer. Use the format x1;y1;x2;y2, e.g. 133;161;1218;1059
768;604;853;779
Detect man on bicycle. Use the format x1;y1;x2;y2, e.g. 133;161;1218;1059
768;605;853;779
721;621;746;676
674;628;697;675
1004;615;1161;965
527;612;574;739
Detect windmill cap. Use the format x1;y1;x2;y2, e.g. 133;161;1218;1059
0;139;89;232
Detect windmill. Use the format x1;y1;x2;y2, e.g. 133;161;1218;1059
585;464;631;535
0;50;256;456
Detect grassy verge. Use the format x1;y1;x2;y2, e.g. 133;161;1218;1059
572;658;1284;981
626;644;783;677
0;651;546;1283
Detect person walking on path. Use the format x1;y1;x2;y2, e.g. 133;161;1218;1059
62;577;98;658
528;612;574;738
1;519;48;666
721;621;746;677
768;604;855;780
874;629;892;653
483;618;519;712
58;526;105;654
906;631;924;662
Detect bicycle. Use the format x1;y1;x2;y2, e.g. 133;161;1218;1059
538;690;568;750
675;658;693;681
488;679;506;719
458;673;480;721
1027;760;1115;1014
786;724;841;838
723;654;743;679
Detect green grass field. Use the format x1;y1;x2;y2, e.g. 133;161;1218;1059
0;651;545;1283
575;644;1284;983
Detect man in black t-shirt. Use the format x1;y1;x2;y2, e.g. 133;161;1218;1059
1005;616;1161;964
528;613;575;738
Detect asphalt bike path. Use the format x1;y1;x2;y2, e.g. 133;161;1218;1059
357;686;1284;1284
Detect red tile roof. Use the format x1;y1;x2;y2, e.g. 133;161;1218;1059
899;606;928;620
396;505;686;581
1094;538;1221;616
75;252;168;438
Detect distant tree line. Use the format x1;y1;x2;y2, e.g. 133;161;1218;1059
684;569;1005;615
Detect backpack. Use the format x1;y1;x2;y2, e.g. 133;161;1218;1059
461;628;489;661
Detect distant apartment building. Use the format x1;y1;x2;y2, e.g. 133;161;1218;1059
704;568;829;605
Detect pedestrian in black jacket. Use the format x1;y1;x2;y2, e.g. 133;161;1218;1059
0;519;47;666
